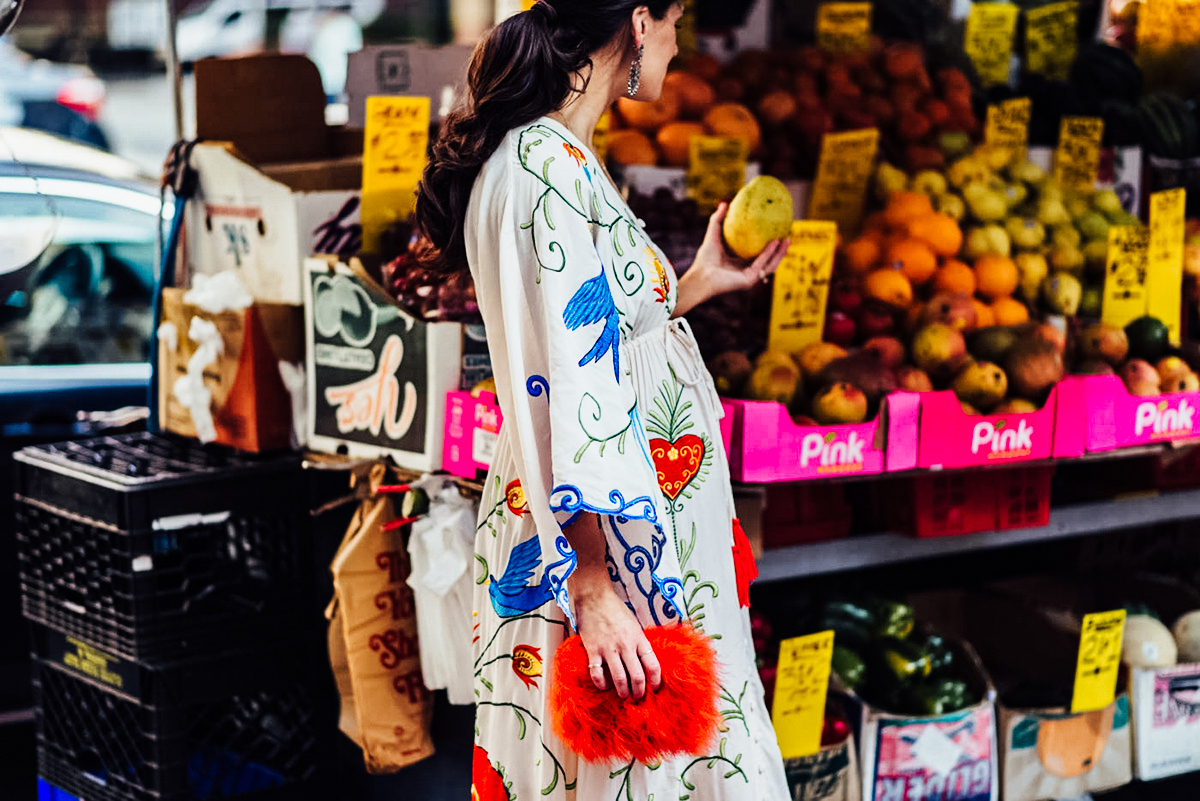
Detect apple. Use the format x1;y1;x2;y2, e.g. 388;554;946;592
824;310;857;346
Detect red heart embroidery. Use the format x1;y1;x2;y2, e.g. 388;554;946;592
649;435;706;500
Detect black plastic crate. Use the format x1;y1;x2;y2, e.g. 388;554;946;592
32;626;325;801
14;433;311;661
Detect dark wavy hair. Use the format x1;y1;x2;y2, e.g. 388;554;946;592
414;0;676;276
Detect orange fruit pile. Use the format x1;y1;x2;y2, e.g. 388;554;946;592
836;186;1032;331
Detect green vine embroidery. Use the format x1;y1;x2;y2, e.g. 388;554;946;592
678;738;747;798
574;394;635;462
719;682;752;738
477;475;506;538
679;524;719;632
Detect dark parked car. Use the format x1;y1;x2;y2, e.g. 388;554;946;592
0;37;108;149
1;126;160;721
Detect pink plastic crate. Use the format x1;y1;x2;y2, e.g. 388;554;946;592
442;391;502;479
1054;374;1200;454
916;387;1058;469
721;393;920;483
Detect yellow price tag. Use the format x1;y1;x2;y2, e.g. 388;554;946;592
677;0;698;61
1138;0;1200;50
1071;610;1126;713
1148;188;1187;345
686;135;749;215
362;96;431;253
817;3;873;55
1025;1;1078;81
1053;116;1104;193
808;128;880;236
964;3;1020;87
985;98;1032;157
772;631;835;760
593;109;613;165
1102;225;1151;330
521;0;536;9
769;221;838;354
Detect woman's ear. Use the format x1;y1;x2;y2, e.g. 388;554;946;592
630;5;650;45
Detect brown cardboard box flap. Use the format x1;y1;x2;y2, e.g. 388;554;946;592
195;54;329;166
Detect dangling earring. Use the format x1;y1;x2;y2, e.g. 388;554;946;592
627;42;644;97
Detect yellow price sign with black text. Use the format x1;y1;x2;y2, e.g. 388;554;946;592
1148;188;1187;345
817;2;873;55
985;98;1032;157
1102;225;1151;330
809;127;880;235
1138;0;1200;50
964;3;1020;86
362;96;431;253
1071;610;1126;713
1025;1;1078;81
772;631;835;760
686;136;749;214
769;221;838;354
1054;116;1104;193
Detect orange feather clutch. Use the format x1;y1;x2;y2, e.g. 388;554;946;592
548;624;721;763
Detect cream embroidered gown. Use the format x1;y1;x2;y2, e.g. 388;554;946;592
464;117;788;801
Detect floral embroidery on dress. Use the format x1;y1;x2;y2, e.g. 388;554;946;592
510;644;543;690
504;479;529;517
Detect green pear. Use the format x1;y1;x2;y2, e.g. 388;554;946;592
964;183;1009;222
1009;161;1047;185
1049;243;1086;275
1052;225;1082;250
723;176;795;259
1083;240;1109;275
874;162;909;202
1043;272;1083;315
937;193;966;221
1077;211;1110;242
1016;252;1049;301
1092;188;1124;217
1037;197;1071;227
912;170;948;198
965;224;1012;259
1080;284;1103;318
1007;217;1047;250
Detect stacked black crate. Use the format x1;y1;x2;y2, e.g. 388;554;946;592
14;432;328;801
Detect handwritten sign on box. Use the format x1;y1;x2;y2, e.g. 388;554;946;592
817;2;873;55
808;128;880;236
772;631;835;759
362;96;431;252
1071;609;1126;713
965;3;1020;86
985;97;1032;157
1054;116;1104;192
768;221;838;354
1025;1;1078;81
1148;188;1186;344
687;135;749;214
1102;225;1151;330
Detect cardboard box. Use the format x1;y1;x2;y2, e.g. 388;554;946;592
916;388;1058;470
304;258;461;472
1053;374;1200;455
442;391;502;480
784;731;861;801
721;392;920;483
186;56;364;305
345;44;473;128
852;639;999;801
957;579;1136;800
157;288;303;452
1130;664;1200;780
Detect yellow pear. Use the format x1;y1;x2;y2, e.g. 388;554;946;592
723;176;795;260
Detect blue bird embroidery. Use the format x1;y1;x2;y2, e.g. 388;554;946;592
489;535;554;618
562;267;621;381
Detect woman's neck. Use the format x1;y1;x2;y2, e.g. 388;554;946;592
549;46;625;146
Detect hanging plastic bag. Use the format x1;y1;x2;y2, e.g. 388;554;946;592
325;462;434;772
405;475;478;705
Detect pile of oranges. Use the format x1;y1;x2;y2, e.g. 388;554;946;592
838;190;1031;343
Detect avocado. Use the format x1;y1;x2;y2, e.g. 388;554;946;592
1125;316;1170;362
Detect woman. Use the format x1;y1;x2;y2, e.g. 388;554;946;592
416;2;791;798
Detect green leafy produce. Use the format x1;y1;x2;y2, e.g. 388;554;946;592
832;646;867;690
1125;316;1170;362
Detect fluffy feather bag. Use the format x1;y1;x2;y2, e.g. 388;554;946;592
548;625;721;763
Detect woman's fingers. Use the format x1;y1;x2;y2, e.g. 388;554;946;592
587;648;607;691
637;638;662;692
706;202;729;238
622;643;648;700
604;646;631;699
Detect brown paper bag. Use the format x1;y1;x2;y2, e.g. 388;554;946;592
158;288;303;451
325;463;434;772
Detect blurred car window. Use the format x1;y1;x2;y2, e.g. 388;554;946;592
0;130;162;368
